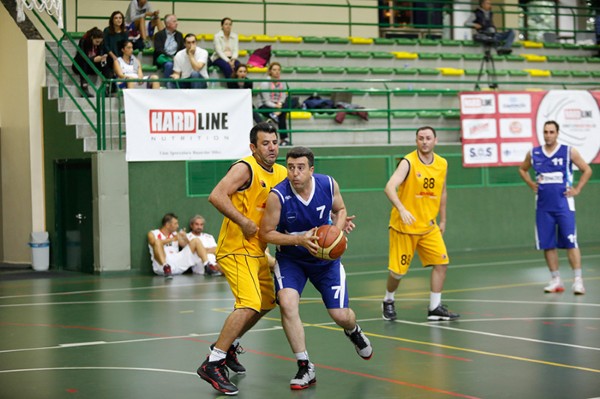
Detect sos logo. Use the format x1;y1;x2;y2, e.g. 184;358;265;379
464;144;498;165
469;147;493;157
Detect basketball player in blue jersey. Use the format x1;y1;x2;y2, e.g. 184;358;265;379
519;120;592;294
259;146;373;391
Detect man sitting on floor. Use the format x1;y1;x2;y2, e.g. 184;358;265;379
187;214;222;276
147;213;218;279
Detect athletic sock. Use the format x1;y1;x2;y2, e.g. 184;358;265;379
344;324;358;335
232;338;240;347
384;291;395;302
208;347;227;362
573;269;582;279
429;292;442;311
295;351;309;361
550;271;561;279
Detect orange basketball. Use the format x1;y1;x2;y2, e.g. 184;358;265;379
315;224;347;260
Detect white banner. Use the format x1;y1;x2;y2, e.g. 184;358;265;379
124;89;253;162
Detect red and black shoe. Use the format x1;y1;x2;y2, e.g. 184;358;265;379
197;356;238;395
163;264;173;280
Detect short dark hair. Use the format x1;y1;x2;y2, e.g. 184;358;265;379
286;146;314;167
184;33;196;41
544;120;559;132
250;122;278;145
161;213;177;226
416;126;437;137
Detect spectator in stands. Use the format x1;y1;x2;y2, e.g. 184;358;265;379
103;11;129;62
125;0;164;49
153;14;184;83
465;0;515;55
210;17;240;79
72;27;113;98
187;215;222;276
114;39;160;89
148;213;219;279
227;64;263;124
257;62;289;145
170;34;209;89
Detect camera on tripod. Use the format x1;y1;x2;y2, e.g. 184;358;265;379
473;32;499;47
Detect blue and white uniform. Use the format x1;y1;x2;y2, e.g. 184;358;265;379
272;174;349;309
531;144;577;249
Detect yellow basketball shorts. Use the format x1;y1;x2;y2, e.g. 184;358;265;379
217;253;276;312
388;226;450;275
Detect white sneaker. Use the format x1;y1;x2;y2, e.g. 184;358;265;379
572;278;586;295
544;277;564;293
290;360;316;390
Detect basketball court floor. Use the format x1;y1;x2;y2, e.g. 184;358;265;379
1;245;599;398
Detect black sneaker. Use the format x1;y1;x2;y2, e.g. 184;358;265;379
210;343;246;374
427;304;460;321
197;356;239;395
382;300;397;321
163;264;173;280
344;324;373;360
290;360;316;390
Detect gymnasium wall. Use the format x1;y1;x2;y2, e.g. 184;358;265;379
128;144;600;273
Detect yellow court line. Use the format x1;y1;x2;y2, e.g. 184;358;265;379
309;324;600;374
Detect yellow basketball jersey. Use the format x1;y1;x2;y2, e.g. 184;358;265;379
216;155;287;257
389;150;447;235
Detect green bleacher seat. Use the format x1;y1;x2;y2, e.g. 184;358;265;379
440;89;459;96
418;68;440;75
345;66;370;74
353;88;388;96
396;38;418;45
464;69;480;76
323;51;348;58
441;40;462;47
298;50;322;58
490;69;508;76
70;32;85;39
547;55;566;62
348;51;371;59
441;53;462;60
418;39;438;46
587;57;600;63
368;111;388;118
551;70;571;77
561;43;579;49
370;67;394;74
142;48;154;56
416;88;442;96
142;64;158;72
302;36;326;43
582;45;600;51
320;66;346;74
419;53;440;60
543;42;561;49
461;40;479;47
592;71;600;78
492;55;506;61
273;50;299;57
392;89;416;96
571;70;591;77
371;51;394;59
505;54;524;62
511;42;522;47
374;38;396;45
313;113;333;120
566;56;586;63
443;109;460;119
294;66;320;73
392;111;418;118
325;36;349;44
394;67;419;75
508;70;528;76
418;110;443;118
463;53;484;60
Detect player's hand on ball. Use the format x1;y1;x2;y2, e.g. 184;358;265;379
299;227;319;255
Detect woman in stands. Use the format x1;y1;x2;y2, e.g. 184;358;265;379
103;11;129;63
114;40;160;89
210;17;240;78
72;27;113;97
257;62;289;145
227;64;262;124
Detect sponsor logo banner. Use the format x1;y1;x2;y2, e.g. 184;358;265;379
124;89;253;161
460;90;600;167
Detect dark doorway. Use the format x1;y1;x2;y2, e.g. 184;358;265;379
55;159;93;273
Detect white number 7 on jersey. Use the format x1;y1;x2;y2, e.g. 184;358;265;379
316;205;326;219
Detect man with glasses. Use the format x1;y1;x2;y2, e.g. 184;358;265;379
170;33;208;89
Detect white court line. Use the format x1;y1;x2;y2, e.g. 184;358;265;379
304;317;600;351
0;327;283;355
308;297;600;308
0;366;196;376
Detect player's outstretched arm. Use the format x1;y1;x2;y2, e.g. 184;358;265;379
567;147;592;197
209;162;257;238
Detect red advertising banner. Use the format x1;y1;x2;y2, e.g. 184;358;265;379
459;90;600;167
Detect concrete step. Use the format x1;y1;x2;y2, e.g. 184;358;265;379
83;136;125;152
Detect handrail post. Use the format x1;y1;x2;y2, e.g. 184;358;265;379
346;0;352;37
263;0;267;34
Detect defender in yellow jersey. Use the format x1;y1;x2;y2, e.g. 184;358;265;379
197;122;287;395
382;126;459;322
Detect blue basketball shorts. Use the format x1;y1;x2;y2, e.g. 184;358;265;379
535;209;578;250
273;255;349;309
